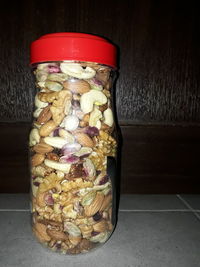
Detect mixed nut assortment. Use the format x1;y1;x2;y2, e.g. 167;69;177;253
29;61;117;254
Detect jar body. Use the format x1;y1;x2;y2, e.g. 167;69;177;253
29;61;118;254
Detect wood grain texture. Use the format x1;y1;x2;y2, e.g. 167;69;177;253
0;0;199;123
0;123;199;193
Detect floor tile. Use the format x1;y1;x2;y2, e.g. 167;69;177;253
0;211;200;267
179;194;200;210
119;194;186;210
0;194;30;210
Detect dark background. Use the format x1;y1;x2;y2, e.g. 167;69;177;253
0;0;200;193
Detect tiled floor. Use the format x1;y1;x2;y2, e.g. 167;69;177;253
0;194;200;267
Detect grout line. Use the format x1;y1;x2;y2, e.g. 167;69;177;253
119;209;200;212
176;194;200;220
0;209;199;212
0;209;30;212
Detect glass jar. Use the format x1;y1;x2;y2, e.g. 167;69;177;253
29;33;118;254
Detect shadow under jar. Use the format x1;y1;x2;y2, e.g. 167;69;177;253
29;33;118;254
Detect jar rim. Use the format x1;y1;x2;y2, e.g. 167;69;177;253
30;32;117;68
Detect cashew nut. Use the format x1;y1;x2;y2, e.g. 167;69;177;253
89;107;102;128
80;90;107;113
35;94;48;108
60;63;96;79
44;159;71;173
44;136;68;148
29;128;40;146
103;108;114;127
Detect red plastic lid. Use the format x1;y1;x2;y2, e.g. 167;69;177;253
30;32;117;68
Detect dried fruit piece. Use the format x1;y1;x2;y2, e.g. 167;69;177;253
85;126;99;137
93;211;102;222
68;163;85;179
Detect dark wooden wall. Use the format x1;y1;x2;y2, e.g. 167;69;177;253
0;0;200;193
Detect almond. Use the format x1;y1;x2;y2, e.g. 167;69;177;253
33;222;51;242
37;105;52;124
63;79;91;94
33;143;54;154
39;120;57;137
31;153;45;167
46;229;68;241
84;192;104;217
75;133;94;148
93;220;108;233
99;194;112;212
